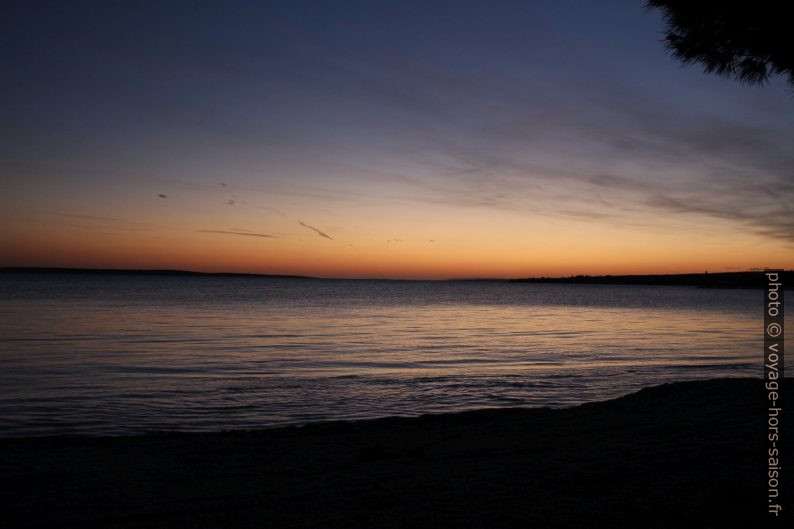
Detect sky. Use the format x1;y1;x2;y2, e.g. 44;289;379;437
2;0;793;279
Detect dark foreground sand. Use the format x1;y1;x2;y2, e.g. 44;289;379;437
1;378;790;528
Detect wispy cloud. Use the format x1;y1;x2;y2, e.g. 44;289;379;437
647;192;794;244
348;81;794;244
56;213;122;222
299;221;333;240
52;212;162;232
199;229;280;239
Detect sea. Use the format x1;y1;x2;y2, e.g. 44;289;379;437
0;272;783;437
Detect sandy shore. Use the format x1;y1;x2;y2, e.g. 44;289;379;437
1;378;789;528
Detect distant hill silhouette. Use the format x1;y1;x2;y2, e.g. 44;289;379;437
2;267;790;288
511;271;790;289
0;267;313;280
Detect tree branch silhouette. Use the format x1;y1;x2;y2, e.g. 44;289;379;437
648;1;793;88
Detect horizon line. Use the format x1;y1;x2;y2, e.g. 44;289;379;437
0;265;787;283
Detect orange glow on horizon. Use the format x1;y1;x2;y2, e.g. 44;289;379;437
3;212;791;279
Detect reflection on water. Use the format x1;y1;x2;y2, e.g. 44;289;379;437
0;273;779;436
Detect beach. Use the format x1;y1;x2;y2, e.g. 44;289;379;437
2;378;788;528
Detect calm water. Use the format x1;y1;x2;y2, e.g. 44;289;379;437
0;273;781;437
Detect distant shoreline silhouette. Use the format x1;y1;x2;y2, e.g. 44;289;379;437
510;271;791;289
1;267;789;288
0;267;312;280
